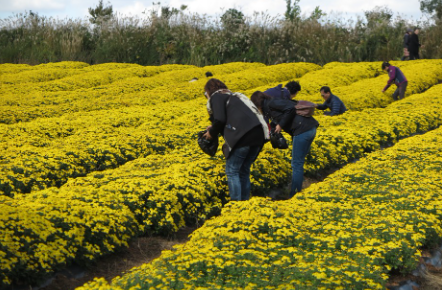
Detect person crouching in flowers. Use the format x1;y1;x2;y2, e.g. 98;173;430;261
251;91;319;197
203;79;269;201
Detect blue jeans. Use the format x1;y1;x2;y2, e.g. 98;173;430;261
290;127;316;197
225;146;262;201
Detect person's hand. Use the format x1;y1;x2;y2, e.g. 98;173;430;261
314;104;318;108
203;131;212;139
206;125;212;131
275;124;282;134
381;89;385;93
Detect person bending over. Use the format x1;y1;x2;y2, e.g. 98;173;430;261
251;91;319;197
203;79;269;201
315;86;347;116
381;62;408;101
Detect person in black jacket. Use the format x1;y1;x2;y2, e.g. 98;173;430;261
203;79;269;201
314;86;347;116
251;91;319;197
408;28;423;60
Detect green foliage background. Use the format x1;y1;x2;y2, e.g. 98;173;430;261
0;5;441;66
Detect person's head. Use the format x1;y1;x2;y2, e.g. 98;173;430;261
319;86;332;101
381;61;391;71
251;91;272;111
406;28;413;34
285;81;301;99
205;71;213;77
414;28;420;35
204;78;228;99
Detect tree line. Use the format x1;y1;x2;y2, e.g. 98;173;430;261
0;0;441;66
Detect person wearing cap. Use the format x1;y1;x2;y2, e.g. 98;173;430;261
401;28;412;61
381;62;408;101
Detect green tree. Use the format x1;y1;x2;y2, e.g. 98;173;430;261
364;6;393;28
160;4;187;19
309;6;326;20
420;0;442;19
285;0;301;22
220;8;245;30
88;0;113;25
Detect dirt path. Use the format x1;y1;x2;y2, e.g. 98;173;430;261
40;227;196;290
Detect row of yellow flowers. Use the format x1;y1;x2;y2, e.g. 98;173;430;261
0;61;89;77
0;192;139;287
1;60;441;197
244;59;442;109
77;117;442;290
0;62;265;124
0;62;318;196
4;59;441;125
0;62;189;86
54;82;442;235
1;82;441;286
0;62;316;124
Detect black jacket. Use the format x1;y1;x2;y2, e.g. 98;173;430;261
208;92;264;158
408;33;421;54
262;98;319;136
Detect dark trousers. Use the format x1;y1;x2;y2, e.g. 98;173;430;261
409;52;420;60
392;82;408;101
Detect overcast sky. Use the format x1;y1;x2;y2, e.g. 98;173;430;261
0;0;427;22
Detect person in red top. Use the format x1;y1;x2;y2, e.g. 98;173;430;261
381;62;408;101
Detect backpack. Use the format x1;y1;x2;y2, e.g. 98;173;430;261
295;100;315;117
279;89;315;117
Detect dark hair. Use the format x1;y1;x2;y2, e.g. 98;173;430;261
205;71;213;77
381;62;391;70
251;91;272;110
285;81;301;94
204;79;228;97
320;86;331;94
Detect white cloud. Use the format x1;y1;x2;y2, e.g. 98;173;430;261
1;0;64;12
116;1;153;17
0;0;424;21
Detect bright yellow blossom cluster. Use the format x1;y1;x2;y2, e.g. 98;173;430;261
78;124;442;289
0;62;317;196
1;60;442;287
0;193;139;287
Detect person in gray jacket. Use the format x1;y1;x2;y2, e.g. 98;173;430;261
401;28;412;61
314;86;347;116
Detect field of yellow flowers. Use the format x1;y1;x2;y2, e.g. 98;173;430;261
1;60;442;288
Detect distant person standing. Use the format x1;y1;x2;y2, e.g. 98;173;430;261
381;62;408;101
408;28;423;60
401;28;412;61
314;86;347;116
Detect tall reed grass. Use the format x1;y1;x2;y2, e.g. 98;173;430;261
1;10;441;66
